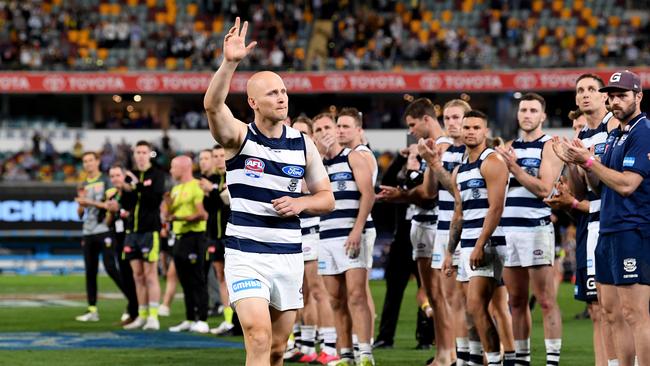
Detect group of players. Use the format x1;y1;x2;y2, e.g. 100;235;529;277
74;141;236;335
74;17;650;366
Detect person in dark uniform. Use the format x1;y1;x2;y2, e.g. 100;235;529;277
105;164;139;325
121;140;166;331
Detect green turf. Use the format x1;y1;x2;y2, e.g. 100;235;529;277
0;275;595;365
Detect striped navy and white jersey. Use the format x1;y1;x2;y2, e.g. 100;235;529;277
224;123;306;254
300;213;320;236
354;144;377;230
457;148;507;248
578;112;614;223
320;148;371;240
437;141;466;235
501;134;552;229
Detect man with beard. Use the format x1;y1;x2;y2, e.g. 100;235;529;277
556;70;650;366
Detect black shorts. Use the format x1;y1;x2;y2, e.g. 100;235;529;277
124;231;160;262
159;235;172;254
206;238;225;262
574;267;598;303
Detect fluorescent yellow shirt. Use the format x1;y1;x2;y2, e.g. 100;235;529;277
170;179;206;235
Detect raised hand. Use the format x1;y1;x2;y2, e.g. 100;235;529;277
495;145;518;171
417;138;441;166
223;17;257;63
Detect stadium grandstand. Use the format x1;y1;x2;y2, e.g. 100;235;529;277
1;1;650;365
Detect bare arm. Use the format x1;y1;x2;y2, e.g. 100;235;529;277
203;17;255;156
418;138;456;193
348;151;376;235
560;138;644;197
446;167;462;254
475;154;509;247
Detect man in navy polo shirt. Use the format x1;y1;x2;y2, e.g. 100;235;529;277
557;70;649;365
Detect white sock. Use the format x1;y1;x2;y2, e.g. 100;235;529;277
300;325;316;354
468;340;483;366
515;338;531;364
545;338;561;366
352;334;359;360
340;347;353;360
359;342;372;358
320;326;337;356
486;352;501;365
456;337;470;365
608;360;619;366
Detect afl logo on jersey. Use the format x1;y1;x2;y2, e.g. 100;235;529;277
245;158;265;178
282;165;305;178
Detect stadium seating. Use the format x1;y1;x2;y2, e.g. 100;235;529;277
0;0;646;71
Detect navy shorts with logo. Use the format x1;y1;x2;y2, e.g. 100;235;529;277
595;228;650;286
574;267;598;302
124;231;160;262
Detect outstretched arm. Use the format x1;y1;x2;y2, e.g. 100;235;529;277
204;17;256;156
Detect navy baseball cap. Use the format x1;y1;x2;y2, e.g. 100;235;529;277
600;70;642;93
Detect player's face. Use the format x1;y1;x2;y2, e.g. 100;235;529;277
312;117;336;144
443;106;465;138
212;148;225;171
517;100;546;132
133;145;151;169
82;154;99;174
405;115;428;140
250;77;289;122
170;159;182;181
199;151;212;174
576;77;606;114
336;116;360;145
608;90;641;122
572;115;587;135
292;122;312;137
109;167;125;187
462;117;488;148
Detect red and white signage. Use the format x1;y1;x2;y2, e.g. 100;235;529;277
0;68;648;94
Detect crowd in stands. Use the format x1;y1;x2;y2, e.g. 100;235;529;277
0;0;647;72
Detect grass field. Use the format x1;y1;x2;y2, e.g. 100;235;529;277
0;275;594;365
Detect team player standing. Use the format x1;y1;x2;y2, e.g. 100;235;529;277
70;22;648;365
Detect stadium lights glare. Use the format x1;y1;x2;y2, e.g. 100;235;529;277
134;95;142;102
112;95;122;103
513;92;523;99
126;105;135;113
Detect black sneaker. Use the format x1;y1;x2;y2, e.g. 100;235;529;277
372;339;394;349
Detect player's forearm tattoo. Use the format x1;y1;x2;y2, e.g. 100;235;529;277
435;168;455;193
447;216;462;254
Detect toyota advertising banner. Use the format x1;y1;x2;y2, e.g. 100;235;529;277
0;185;81;236
0;68;648;94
